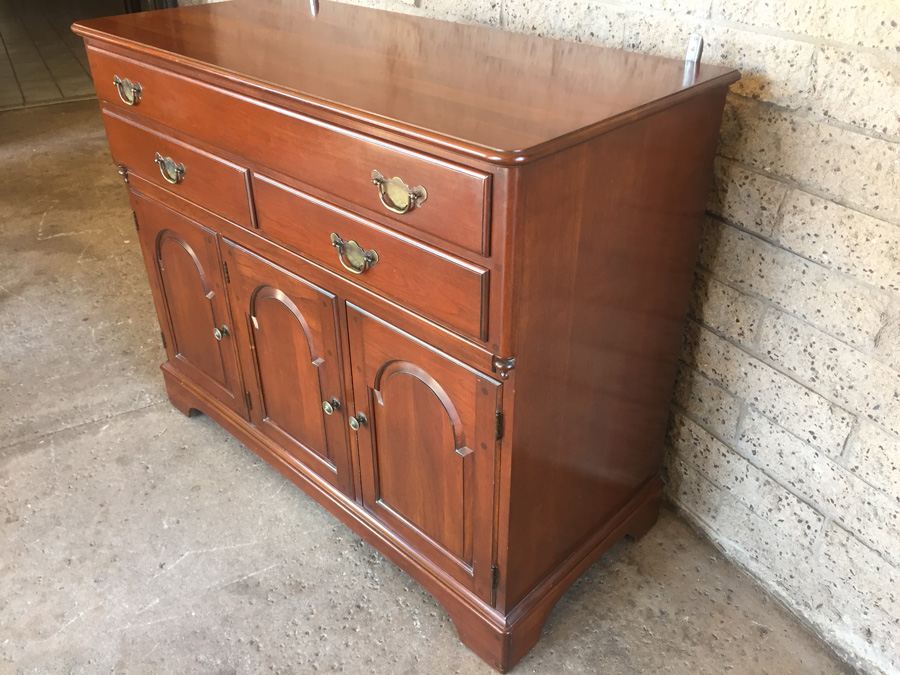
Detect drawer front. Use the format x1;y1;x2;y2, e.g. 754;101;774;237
253;174;488;341
102;109;252;227
88;47;491;254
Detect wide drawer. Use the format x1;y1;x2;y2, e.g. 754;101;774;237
88;47;491;255
102;109;253;227
252;174;488;341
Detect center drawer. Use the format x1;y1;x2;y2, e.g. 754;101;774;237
252;174;489;341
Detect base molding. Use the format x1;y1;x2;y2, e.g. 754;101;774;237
160;365;661;672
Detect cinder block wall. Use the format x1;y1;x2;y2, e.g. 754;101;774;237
198;0;899;670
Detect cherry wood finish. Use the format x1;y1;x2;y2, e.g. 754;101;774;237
88;47;492;254
347;305;501;602
104;109;253;227
132;194;246;417
252;174;489;340
75;2;738;670
221;241;355;495
75;0;736;164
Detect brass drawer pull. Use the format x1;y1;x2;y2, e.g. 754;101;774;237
154;152;186;185
112;75;142;106
371;170;427;215
330;232;378;275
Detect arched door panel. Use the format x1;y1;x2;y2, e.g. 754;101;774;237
133;195;246;416
347;305;500;601
222;241;352;495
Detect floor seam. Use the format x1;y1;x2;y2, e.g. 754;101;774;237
0;398;168;452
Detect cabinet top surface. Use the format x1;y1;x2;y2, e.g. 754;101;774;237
73;0;738;163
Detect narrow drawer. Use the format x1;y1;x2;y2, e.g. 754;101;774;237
101;109;253;227
253;174;488;341
87;47;491;254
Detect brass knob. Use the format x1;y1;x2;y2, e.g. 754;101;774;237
154;152;185;185
322;398;341;415
330;232;378;275
113;75;142;106
348;412;367;431
371;170;427;215
213;325;230;341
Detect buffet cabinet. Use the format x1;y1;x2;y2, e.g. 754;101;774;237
74;2;737;670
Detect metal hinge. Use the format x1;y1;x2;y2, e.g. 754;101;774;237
244;391;253;411
159;331;167;350
495;411;504;441
222;261;231;283
117;164;129;184
491;355;516;380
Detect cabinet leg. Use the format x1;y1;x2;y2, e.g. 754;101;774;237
162;367;202;418
625;489;661;541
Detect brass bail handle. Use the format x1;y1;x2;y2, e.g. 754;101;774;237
371;170;427;215
112;75;142;106
154;152;186;185
330;232;378;275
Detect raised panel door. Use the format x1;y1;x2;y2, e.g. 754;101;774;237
133;194;246;416
222;242;353;495
346;304;500;601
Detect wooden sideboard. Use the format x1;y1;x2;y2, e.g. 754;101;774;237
73;2;738;670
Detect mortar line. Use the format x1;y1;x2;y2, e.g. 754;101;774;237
672;409;900;572
715;154;900;231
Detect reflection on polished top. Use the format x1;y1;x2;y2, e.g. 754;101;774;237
72;0;739;163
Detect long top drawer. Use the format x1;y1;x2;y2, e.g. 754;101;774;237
87;47;492;255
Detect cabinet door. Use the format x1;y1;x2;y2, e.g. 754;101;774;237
347;305;500;601
221;241;353;495
133;195;246;417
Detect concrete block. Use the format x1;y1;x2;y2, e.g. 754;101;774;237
712;0;900;53
738;409;900;566
670;457;814;585
846;421;900;504
619;0;712;17
766;523;900;675
709;158;787;238
821;524;900;620
503;0;626;45
686;323;853;456
700;220;893;350
671;414;823;546
875;318;900;372
812;47;900;137
759;311;900;437
719;96;900;223
777;190;900;293
673;363;742;439
690;270;765;348
666;456;724;518
622;14;814;108
421;0;502;24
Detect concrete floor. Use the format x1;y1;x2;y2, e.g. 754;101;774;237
0;100;853;674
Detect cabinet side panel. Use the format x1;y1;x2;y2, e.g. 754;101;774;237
503;89;729;609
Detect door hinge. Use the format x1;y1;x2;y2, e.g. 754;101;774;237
159;330;167;350
244;391;253;411
222;261;231;283
495;411;504;441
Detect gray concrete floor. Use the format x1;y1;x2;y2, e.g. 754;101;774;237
0;100;853;674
